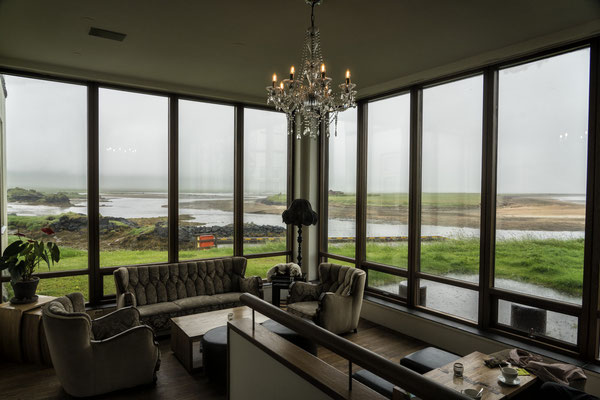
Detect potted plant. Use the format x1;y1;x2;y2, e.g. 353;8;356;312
0;227;60;304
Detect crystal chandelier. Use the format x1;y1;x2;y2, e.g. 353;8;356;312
266;0;357;139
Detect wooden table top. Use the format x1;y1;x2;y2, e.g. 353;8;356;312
0;295;57;312
424;351;537;400
171;306;269;339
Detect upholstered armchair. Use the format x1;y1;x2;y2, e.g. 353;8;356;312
287;263;366;334
42;293;160;398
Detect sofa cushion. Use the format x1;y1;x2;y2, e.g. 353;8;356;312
287;301;319;320
400;347;460;375
137;302;181;318
214;292;243;304
173;295;222;311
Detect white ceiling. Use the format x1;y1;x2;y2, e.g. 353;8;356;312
0;0;599;104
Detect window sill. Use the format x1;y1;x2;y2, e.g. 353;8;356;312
364;294;600;373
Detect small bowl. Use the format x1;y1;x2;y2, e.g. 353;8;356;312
462;388;483;399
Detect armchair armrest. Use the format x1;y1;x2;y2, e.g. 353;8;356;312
240;275;263;299
288;281;322;304
92;325;160;380
92;307;141;340
317;292;354;334
117;291;136;308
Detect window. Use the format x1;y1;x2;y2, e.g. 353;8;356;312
327;108;357;259
495;49;590;306
366;94;410;269
99;88;168;267
243;109;288;276
420;75;483;282
4;75;88;297
179;100;234;260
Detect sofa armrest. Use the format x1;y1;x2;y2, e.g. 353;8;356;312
288;281;322;304
92;307;141;340
117;292;136;309
317;292;354;334
240;275;263;299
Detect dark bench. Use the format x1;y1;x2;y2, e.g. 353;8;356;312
400;346;460;374
351;347;459;399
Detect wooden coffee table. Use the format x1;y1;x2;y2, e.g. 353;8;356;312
424;351;537;400
170;306;268;372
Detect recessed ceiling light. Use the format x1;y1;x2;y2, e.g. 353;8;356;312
88;27;126;42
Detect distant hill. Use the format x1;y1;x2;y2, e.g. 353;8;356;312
8;187;73;207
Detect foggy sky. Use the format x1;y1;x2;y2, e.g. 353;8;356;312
4;47;591;195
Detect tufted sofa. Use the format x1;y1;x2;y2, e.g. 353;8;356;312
287;263;366;334
114;257;262;334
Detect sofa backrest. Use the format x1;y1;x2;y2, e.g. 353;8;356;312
318;263;365;296
114;257;247;306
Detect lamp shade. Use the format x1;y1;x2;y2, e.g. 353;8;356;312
282;199;318;226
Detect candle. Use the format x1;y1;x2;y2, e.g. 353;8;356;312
346;69;351;84
321;64;326;79
290;66;295;80
272;73;277;87
280;82;284;90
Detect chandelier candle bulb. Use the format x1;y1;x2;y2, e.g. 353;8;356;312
280;82;284;90
346;70;351;84
321;63;326;78
290;66;295;80
272;73;277;87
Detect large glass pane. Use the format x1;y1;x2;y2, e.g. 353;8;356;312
419;279;479;322
495;49;589;305
327;108;357;258
179;100;234;260
366;94;410;268
243;109;287;258
247;255;287;278
4;75;88;285
420;76;483;281
37;276;90;300
367;271;406;299
99;88;168;267
497;300;578;344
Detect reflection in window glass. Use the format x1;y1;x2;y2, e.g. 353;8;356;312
327;109;357;258
179;100;234;260
420;76;483;281
419;279;479;322
366;94;410;268
4;75;88;298
243;109;287;259
495;49;589;305
99;88;168;267
497;300;578;344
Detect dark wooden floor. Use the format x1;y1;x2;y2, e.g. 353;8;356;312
0;319;424;400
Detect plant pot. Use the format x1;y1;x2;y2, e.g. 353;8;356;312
10;277;40;304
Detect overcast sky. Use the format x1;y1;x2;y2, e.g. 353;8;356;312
3;47;590;195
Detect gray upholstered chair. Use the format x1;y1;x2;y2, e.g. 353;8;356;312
42;293;160;398
287;263;366;334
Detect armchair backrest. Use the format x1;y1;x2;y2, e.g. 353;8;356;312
42;293;94;393
114;257;248;306
318;263;365;296
318;263;366;332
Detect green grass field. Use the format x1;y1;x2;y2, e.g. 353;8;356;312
327;238;585;297
2;242;289;299
2;238;585;300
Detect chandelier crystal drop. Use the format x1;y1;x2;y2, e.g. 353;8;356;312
266;0;357;139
